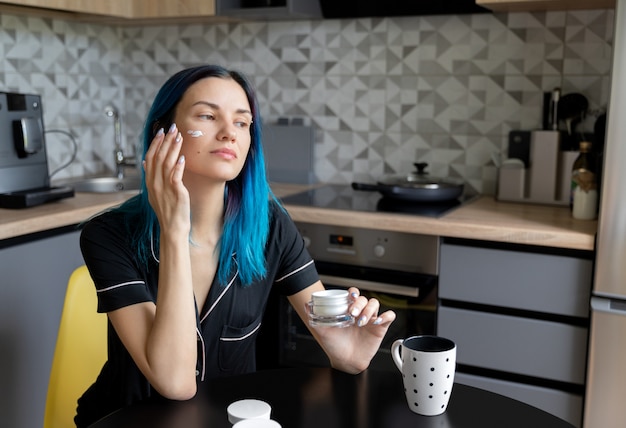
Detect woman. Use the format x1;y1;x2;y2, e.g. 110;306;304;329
75;64;396;427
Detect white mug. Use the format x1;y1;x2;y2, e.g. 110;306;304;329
391;335;456;416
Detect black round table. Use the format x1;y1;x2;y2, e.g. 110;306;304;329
89;367;574;428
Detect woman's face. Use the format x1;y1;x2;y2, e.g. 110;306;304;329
172;76;253;185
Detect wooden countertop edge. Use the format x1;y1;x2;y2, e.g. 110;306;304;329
283;196;596;251
0;192;133;240
0;186;597;251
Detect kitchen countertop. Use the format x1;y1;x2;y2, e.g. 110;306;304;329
0;191;135;240
0;183;597;251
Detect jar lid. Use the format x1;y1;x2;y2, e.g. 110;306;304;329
227;399;272;424
233;419;282;428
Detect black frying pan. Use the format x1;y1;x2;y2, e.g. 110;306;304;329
352;181;464;202
351;163;464;202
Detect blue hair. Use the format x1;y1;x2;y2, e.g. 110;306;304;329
115;65;273;286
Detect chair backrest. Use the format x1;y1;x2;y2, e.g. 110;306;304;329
44;265;107;428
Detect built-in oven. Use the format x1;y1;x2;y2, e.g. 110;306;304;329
270;222;440;372
255;184;473;372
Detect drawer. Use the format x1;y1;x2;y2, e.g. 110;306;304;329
455;372;582;428
439;243;592;317
437;306;588;384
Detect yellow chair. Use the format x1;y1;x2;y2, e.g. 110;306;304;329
44;265;107;428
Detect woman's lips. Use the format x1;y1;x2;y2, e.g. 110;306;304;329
212;148;237;159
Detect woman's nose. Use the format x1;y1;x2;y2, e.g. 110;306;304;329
218;123;237;142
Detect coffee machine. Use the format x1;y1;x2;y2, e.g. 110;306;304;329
0;92;73;208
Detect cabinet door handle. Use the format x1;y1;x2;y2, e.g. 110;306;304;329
319;274;419;298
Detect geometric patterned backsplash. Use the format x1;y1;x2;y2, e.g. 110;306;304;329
0;9;614;195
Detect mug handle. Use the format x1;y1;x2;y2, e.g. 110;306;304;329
391;339;404;372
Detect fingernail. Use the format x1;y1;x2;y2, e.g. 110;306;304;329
175;132;183;143
350;292;358;298
156;128;164;136
357;316;366;327
373;317;383;325
178;155;185;164
351;308;359;317
168;123;177;133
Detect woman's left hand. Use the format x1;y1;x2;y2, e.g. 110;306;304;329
305;287;396;374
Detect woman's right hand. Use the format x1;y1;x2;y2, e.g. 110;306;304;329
143;123;190;239
108;123;198;400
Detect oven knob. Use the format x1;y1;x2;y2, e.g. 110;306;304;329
373;244;385;258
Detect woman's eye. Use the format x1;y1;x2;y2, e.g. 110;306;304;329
199;114;215;120
235;121;251;128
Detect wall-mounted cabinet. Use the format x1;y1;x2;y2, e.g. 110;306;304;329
132;0;215;19
0;0;131;17
0;0;216;21
216;0;322;20
477;0;615;12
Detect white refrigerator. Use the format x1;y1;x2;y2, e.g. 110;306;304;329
583;0;626;426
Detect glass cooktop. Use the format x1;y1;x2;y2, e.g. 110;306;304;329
279;184;476;218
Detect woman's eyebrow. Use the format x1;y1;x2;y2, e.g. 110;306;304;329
193;101;252;116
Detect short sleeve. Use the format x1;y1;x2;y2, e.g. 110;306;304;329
267;204;319;296
80;212;154;313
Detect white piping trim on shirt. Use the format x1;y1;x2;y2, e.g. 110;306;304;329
96;280;145;293
150;229;159;263
197;255;238;379
201;267;238;323
196;326;206;381
275;259;314;283
220;322;262;342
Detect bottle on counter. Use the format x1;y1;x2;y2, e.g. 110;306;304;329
571;141;598;220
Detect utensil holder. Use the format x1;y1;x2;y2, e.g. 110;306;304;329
498;130;577;206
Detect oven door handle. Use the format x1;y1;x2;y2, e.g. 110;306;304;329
319;274;419;298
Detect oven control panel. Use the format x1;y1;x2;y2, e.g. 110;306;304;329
295;222;439;276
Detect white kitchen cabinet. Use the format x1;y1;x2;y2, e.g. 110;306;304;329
0;228;84;428
437;238;593;428
477;0;614;12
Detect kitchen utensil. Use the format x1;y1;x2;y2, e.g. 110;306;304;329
508;130;531;167
352;163;464;202
558;93;588;135
593;113;606;152
550;87;561;130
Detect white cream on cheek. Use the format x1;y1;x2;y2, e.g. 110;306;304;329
187;130;204;138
